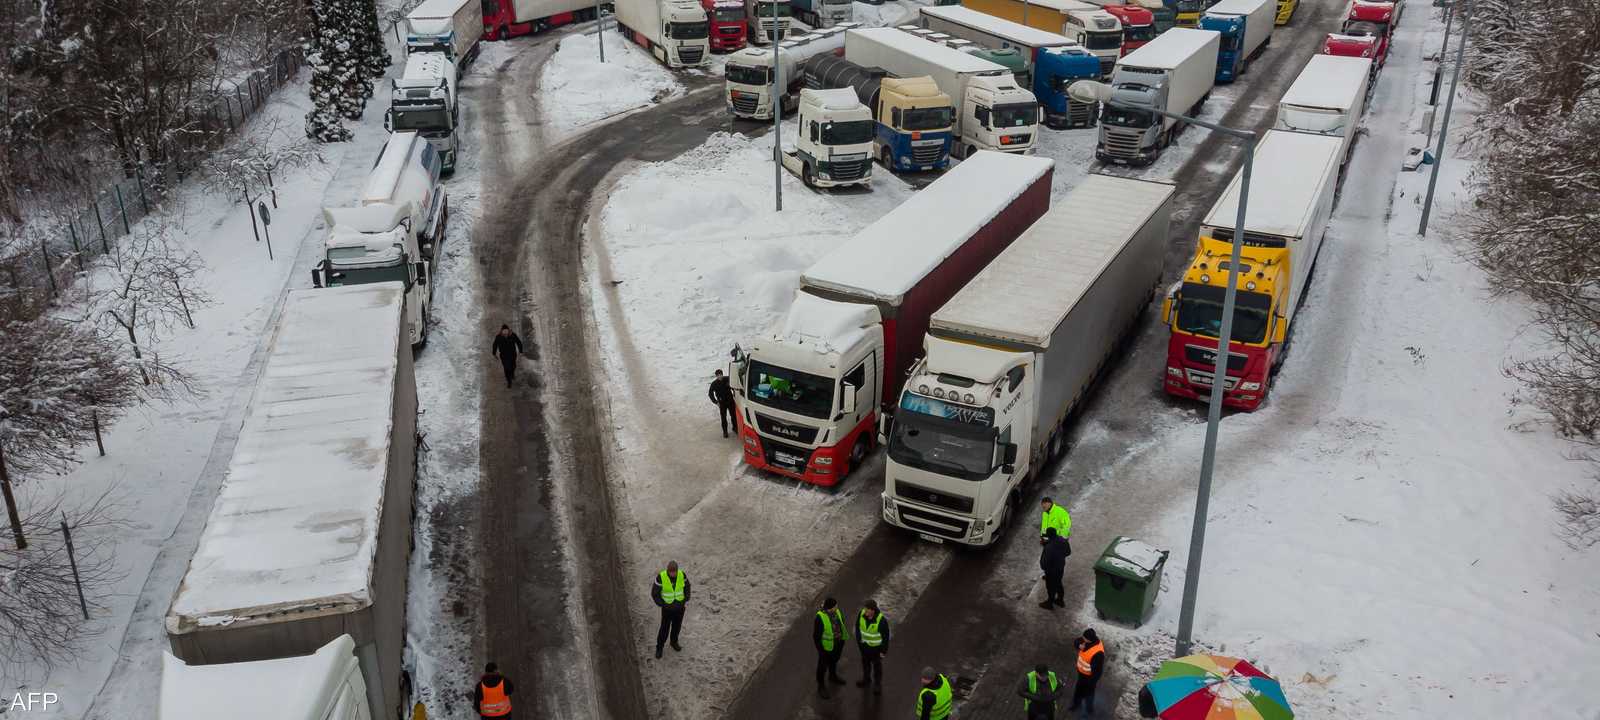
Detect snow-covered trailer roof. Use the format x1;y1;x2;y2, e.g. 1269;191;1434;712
919;5;1077;49
408;0;473;21
932;174;1175;347
167;284;406;633
1117;27;1220;70
801;151;1055;306
1280;54;1371;111
160;636;360;720
803;87;865;110
847;27;1003;75
360;132;427;206
1205;0;1267;14
1203;129;1344;239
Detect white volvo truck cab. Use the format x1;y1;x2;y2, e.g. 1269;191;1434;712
959;72;1041;157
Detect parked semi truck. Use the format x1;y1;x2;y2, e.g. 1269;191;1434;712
914;7;1102;128
882;174;1174;546
1072;0;1156;55
1170;0;1209;27
1162;129;1343;410
802;54;955;172
1274;54;1370;165
791;0;853;28
730;152;1053;486
1131;0;1178;32
780;88;875;188
161;282;417;720
961;0;1124;77
482;0;600;39
1096;27;1218;165
724;25;854;119
746;0;792;44
1201;0;1271;82
705;0;749;50
615;0;710;67
405;0;484;67
846;28;1040;159
388;53;460;172
312;132;446;346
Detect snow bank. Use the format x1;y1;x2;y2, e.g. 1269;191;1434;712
538;29;685;135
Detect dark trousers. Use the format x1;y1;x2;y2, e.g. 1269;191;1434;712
1044;573;1065;606
815;648;843;685
656;605;684;651
858;646;884;685
1068;677;1097;717
718;402;736;437
500;357;516;387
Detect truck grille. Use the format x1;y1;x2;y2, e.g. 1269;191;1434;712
1101;126;1144;158
1069;100;1098;128
679;47;704;65
1184;344;1249;372
911;143;945;165
896;481;974;514
898;504;970;540
732;94;759;115
828;157;870;181
720;25;742;34
1099;57;1116;78
754;412;818;444
762;438;812;474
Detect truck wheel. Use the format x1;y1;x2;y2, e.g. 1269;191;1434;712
964;144;977;160
1047;430;1066;463
849;436;869;472
880;148;896;173
802;164;816;188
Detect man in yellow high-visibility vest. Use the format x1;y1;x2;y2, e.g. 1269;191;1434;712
813;597;849;698
1040;497;1072;545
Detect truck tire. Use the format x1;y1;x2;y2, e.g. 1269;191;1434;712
880;148;896;173
849;436;869;473
802;163;816;188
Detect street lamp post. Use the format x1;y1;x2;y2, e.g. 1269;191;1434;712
1419;0;1473;235
771;0;783;211
1067;80;1256;658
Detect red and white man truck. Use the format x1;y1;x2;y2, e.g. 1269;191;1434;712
882;175;1174;545
730;151;1054;486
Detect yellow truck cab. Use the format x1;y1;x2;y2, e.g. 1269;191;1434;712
1275;0;1297;24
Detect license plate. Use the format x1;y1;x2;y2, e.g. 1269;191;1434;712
774;451;803;467
918;533;945;544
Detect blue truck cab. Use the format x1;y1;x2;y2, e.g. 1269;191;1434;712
1200;13;1246;82
1035;46;1104;129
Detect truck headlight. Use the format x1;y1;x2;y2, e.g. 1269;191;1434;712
1168;366;1183;377
815;456;833;465
817;171;830;179
743;435;758;447
1240;381;1262;391
882;494;894;514
968;522;986;539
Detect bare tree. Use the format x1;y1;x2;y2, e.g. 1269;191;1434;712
200;126;324;211
85;223;212;387
0;488;126;674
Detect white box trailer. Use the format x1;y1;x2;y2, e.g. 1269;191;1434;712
881;174;1174;546
846;28;1041;157
162;283;418;720
919;5;1079;56
1097;28;1218;164
615;0;711;67
1274;54;1371;165
405;0;484;66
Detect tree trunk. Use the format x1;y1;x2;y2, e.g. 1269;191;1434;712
126;322;150;386
0;441;27;550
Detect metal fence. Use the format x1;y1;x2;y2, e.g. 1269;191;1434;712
0;47;305;318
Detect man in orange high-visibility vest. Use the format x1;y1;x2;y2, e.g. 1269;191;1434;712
1068;629;1105;718
475;662;514;718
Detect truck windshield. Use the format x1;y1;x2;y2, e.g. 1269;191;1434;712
1175;283;1272;345
325;263;411;287
902;106;953;130
746;360;834;419
1177;0;1207;10
391;108;450;132
670;21;710;38
822;119;875;144
1217;33;1240;52
715;7;745;20
1101;104;1154;128
1342;20;1383;37
726;64;771;85
1278;105;1344;134
888;411;995;482
1085;31;1122;50
1124;24;1155;42
990;102;1037;129
755;2;793;15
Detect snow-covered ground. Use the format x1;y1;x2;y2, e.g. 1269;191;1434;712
538;27;685;137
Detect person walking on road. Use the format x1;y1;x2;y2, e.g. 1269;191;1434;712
491;325;523;388
651;560;690;659
1038;527;1070;609
709;369;737;438
916;666;955;720
1040;497;1072;545
1068;629;1106;717
474;662;514;718
855;598;889;694
814;597;849;698
1017;663;1064;720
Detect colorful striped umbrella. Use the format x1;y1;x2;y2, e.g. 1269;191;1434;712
1145;654;1293;720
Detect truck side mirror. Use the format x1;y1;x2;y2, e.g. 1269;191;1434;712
1003;442;1018;465
877;413;893;446
310;264;324;288
1162;294;1175;324
841;384;858;414
384;111;392;132
414;262;427;284
1272;314;1288;344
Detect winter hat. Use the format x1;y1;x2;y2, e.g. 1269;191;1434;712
823;597;837;609
1082;628;1099;643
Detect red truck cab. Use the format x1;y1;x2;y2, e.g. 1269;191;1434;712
705;0;749;51
1102;3;1157;55
1322;21;1387;71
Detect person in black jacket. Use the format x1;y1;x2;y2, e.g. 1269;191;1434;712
855;598;889;693
473;662;515;718
651;561;690;659
709;369;737;438
1039;527;1070;609
813;597;848;698
1069;629;1106;717
491;325;523;388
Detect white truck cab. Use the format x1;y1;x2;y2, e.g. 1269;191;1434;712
388;53;459;172
961;72;1040;157
781;88;875;189
160;635;376;720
